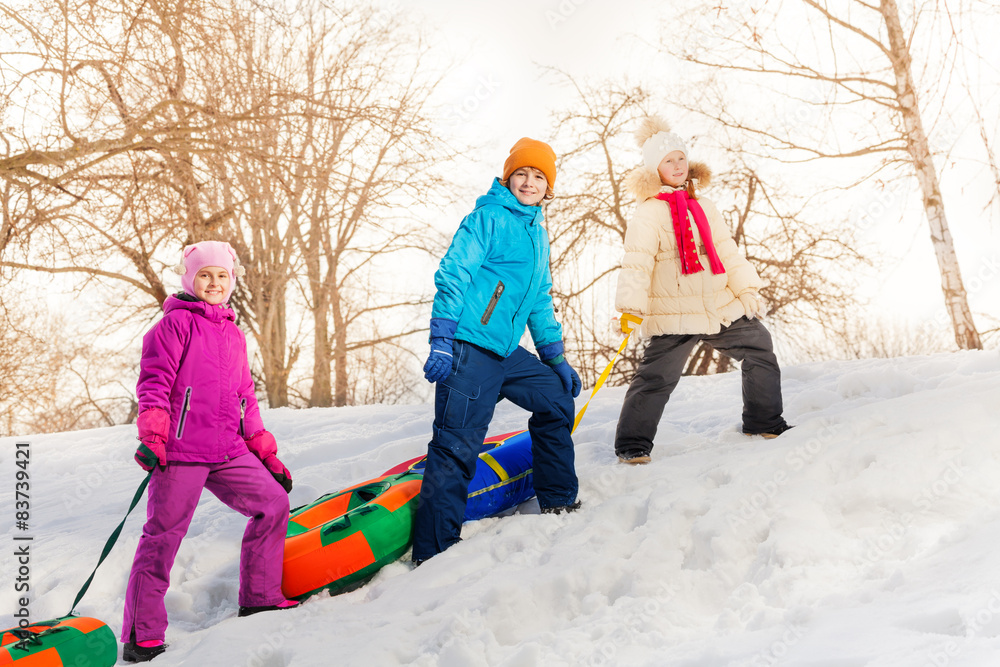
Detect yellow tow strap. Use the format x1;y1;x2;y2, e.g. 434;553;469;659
571;314;642;434
470;315;640;486
478;452;509;481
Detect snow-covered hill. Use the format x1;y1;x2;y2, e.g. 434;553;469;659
3;351;1000;666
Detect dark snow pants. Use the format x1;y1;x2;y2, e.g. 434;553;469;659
412;341;578;561
614;316;787;456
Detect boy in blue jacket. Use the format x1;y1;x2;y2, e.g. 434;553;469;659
412;138;582;564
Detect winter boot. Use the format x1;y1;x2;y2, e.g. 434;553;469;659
743;423;794;439
617;450;651;465
540;500;582;515
237;599;301;617
122;640;167;663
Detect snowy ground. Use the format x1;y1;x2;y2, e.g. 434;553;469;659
3;350;1000;666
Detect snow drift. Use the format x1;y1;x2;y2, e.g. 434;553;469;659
2;350;1000;666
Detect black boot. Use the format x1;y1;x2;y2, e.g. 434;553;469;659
540;500;582;515
237;599;301;617
122;642;167;663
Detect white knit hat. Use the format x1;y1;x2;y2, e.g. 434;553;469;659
625;116;711;202
641;129;688;172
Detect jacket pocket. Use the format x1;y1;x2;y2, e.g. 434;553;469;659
239;398;247;438
176;387;192;439
480;281;505;325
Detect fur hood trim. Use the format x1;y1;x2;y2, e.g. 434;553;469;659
625;162;712;201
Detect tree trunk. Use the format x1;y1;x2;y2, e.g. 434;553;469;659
255;282;292;408
881;0;982;350
331;282;349;407
303;230;333;407
310;291;333;407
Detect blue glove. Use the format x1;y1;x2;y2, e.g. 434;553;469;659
423;318;458;383
551;360;582;398
537;341;582;398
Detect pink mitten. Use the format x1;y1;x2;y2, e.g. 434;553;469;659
135;408;170;471
245;430;293;493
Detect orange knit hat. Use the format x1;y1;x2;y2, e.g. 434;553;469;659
502;137;556;189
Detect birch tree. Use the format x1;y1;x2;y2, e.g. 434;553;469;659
674;0;984;349
545;74;864;382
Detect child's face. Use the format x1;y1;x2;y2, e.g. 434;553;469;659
507;167;548;206
192;266;231;305
657;151;689;187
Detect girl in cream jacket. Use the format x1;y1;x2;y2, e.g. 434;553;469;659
613;117;792;464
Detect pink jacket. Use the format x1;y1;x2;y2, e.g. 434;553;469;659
136;295;264;463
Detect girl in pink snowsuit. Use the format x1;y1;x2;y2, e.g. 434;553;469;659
121;241;297;663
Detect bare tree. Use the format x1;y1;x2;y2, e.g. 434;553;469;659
543;78;650;386
0;295;137;436
827;316;952;360
0;0;290;305
0;296;42;435
673;0;986;349
1;0;457;422
276;4;453;408
0;0;303;416
0;0;256;232
545;73;866;384
194;6;305;407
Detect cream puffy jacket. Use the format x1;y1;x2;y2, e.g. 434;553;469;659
615;164;762;337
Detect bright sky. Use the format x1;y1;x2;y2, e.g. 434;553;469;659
398;1;999;338
413;0;664;158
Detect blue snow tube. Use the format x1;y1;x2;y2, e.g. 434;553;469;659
382;430;535;521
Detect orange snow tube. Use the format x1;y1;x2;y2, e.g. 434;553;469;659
0;616;116;666
281;471;422;599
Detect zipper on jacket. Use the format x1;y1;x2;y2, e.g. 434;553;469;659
509;230;540;351
481;280;505;325
176;387;192;439
239;398;247;438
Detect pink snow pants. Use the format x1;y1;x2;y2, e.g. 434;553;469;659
121;453;289;643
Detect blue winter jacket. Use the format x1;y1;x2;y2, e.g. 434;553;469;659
432;178;562;358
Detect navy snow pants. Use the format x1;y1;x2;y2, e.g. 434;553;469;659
411;342;578;561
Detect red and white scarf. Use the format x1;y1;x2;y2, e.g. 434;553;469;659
655;190;726;275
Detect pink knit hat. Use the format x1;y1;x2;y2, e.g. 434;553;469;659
176;241;245;303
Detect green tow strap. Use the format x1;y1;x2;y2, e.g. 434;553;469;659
67;472;151;616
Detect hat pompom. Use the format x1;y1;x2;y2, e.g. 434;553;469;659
172;264;187;276
233;260;246;279
634;116;672;148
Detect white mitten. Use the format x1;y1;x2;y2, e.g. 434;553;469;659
738;292;768;319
